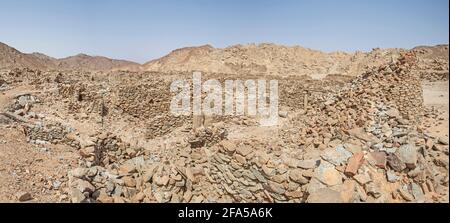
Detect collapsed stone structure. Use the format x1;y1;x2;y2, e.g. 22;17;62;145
59;53;448;203
0;50;448;203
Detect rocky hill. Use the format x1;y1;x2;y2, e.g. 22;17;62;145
2;41;448;77
55;54;140;72
0;42;139;71
0;42;54;70
143;43;448;78
142;43;406;77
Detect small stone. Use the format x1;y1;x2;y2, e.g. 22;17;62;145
142;165;157;182
438;137;449;145
345;152;364;177
340;180;357;203
383;147;397;154
79;146;95;158
386;170;399;183
371;143;384;151
70;168;88;179
344;143;363;154
113;196;125;203
16;192;32;202
256;152;270;166
183;190;193;202
261;165;275;177
335;165;346;173
314;161;342;186
191;194;204;203
234;154;246;164
397;118;409;125
307;188;344;203
353;173;372;185
398;188;414;201
368;152;387;169
395;144;418;169
387;153;406;172
279;111;288;118
119;164;137;176
70;188;86;203
366;182;382;198
185;167;196;182
122;176;136;187
175;179;186;187
73;179;95;194
287;181;300;191
131;192;145;202
154;175;169;186
306;178;327;195
264;181;286;195
283;157;298;168
425;139;435;150
236;145;253;157
113;185;123;197
386;108;400;118
221;140;236;152
297;159;319;169
411;183;424;202
285;190;302;198
86;167;98;177
321;145;352;166
347;128;379;143
105;181;115;194
97;191;114;203
250;168;267;183
302;169;314;178
270;174;285;184
289;169;309;185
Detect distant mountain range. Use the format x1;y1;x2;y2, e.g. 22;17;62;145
1;41;448;77
0;42;139;71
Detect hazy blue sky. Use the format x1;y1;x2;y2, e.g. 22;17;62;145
0;0;448;63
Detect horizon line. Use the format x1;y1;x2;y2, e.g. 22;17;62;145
1;40;449;65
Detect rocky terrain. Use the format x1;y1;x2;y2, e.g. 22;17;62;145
142;43;449;79
143;44;404;78
2;42;448;79
0;42;448;203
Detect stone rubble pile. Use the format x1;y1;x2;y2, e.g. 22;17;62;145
6;93;39;118
24;121;79;147
413;46;449;81
188;125;228;148
63;54;447;203
56;78;190;139
0;92;81;148
416;60;449;81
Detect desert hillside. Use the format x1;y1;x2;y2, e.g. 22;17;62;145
55;54;140;72
142;43;448;78
2;42;448;77
0;42;55;70
0;42;139;71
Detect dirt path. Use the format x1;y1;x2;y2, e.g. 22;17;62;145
422;81;449;139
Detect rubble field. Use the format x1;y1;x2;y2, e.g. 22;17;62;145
0;53;448;203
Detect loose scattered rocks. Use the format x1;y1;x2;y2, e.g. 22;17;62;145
1;52;447;203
